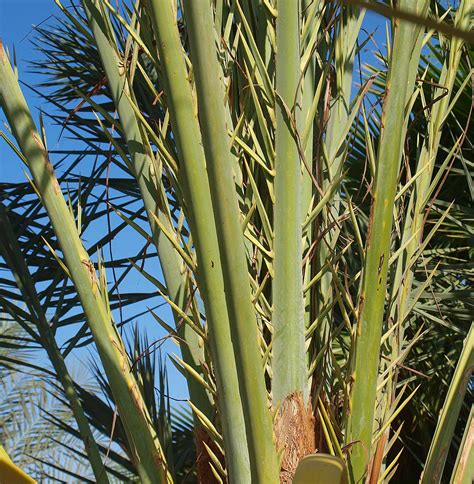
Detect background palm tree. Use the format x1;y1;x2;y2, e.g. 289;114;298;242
0;0;472;482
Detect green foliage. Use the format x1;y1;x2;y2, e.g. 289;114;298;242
0;0;472;482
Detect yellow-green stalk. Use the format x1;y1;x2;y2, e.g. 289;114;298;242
183;1;280;481
145;0;251;480
0;42;168;484
81;0;212;421
346;2;429;480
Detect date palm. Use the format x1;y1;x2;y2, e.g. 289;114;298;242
0;0;472;482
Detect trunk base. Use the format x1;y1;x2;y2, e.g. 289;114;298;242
274;392;316;483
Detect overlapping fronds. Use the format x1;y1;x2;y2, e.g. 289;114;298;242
0;0;472;482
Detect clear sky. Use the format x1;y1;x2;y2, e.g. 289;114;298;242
0;1;58;65
1;0;62;182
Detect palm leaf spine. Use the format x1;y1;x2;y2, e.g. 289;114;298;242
346;1;429;480
422;324;474;483
81;0;212;420
0;203;110;484
146;0;252;480
272;0;306;404
182;1;280;481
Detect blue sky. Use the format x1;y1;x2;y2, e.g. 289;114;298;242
1;0;61;182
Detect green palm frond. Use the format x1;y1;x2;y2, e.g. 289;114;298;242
0;0;472;482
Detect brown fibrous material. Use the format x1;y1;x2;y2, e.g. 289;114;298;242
195;427;224;484
274;391;316;483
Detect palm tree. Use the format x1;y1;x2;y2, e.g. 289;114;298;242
0;0;472;482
